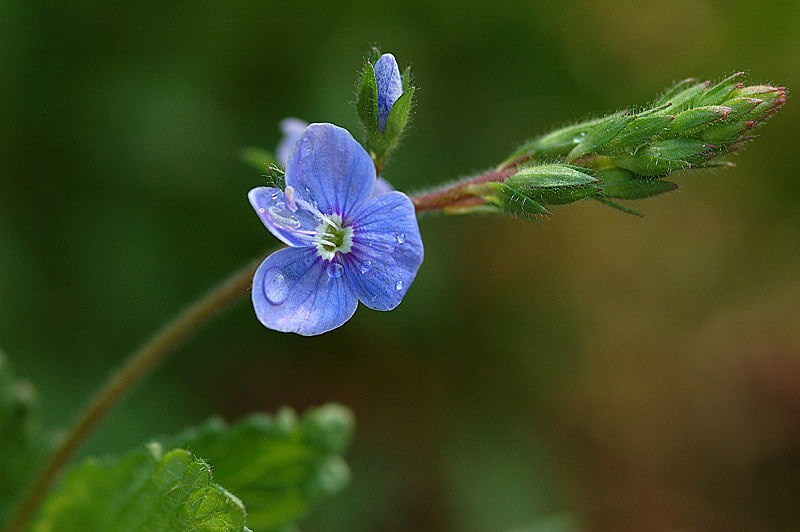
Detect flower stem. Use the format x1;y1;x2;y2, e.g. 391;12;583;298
4;255;265;532
411;168;516;213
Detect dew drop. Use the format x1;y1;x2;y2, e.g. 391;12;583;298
395;280;404;291
258;208;266;213
263;266;289;305
269;205;301;229
359;260;373;274
573;132;586;143
396;233;406;244
326;262;344;279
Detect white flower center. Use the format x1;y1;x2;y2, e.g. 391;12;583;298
313;213;353;261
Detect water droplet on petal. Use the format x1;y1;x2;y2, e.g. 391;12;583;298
396;233;406;244
359;260;373;274
395;280;404;291
263;266;289;305
259;208;266;213
326;262;344;279
269;205;301;229
573;132;586;143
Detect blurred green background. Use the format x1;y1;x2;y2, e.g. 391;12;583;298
2;0;800;530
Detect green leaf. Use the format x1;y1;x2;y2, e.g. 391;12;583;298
592;196;644;217
164;404;354;532
32;444;248;532
0;350;48;528
595;168;678;199
240;147;278;172
357;62;379;135
383;87;414;142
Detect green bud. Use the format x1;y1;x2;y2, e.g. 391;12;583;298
662;106;731;138
595;168;678;199
501;111;628;165
597;115;675;155
356;51;415;170
694;72;745;106
663;80;711;111
654;78;698;106
612;138;715;176
508;164;598;188
734;85;787;123
697;98;761;142
471;164;600;218
568;112;634;160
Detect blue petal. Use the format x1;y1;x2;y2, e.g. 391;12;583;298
252;247;358;336
248;186;321;248
341;191;423;311
374;53;403;133
285;123;376;220
275;117;308;168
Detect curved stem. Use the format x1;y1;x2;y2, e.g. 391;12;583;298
4;255;264;532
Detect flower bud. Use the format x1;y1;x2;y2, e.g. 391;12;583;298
357;50;415;168
612;139;716;176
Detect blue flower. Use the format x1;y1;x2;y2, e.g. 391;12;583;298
249;123;424;336
275;117;394;198
373;53;403;133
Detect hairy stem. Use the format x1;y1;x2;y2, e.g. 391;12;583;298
411;168;517;212
4;256;264;532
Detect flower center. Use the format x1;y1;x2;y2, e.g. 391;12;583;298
314;214;353;261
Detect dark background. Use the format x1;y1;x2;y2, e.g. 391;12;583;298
2;1;800;531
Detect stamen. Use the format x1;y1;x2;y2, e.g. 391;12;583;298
284;186;298;212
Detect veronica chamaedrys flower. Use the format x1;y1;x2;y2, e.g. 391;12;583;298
373;53;403;133
248;123;423;336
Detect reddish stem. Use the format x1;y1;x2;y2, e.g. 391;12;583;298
410;168;517;213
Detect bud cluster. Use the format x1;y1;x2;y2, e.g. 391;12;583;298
507;73;786;175
474;73;787;218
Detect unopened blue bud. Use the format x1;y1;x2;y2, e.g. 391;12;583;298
373;54;403;133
